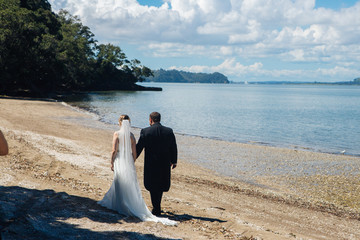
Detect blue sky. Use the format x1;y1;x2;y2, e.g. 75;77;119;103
49;0;360;82
137;0;163;7
315;0;359;9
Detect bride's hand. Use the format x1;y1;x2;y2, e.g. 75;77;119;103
111;164;114;171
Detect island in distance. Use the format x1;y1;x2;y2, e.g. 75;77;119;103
145;69;360;85
145;69;229;83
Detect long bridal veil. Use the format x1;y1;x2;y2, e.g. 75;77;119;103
98;120;177;226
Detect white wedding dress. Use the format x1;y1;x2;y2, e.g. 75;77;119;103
98;120;177;226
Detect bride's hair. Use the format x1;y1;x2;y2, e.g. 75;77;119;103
119;114;130;125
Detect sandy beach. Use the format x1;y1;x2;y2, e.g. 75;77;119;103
1;97;360;240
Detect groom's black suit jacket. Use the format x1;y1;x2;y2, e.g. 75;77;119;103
136;122;177;192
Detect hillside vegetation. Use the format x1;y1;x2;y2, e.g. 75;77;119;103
146;69;229;83
0;0;153;97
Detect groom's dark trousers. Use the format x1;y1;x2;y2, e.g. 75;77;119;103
150;190;163;215
136;122;177;215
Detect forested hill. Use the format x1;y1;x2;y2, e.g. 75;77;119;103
353;78;360;84
146;69;229;83
0;0;155;98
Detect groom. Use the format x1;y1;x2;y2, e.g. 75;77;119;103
136;112;177;216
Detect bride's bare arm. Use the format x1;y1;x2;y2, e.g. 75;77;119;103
130;133;137;162
111;132;119;171
0;130;8;156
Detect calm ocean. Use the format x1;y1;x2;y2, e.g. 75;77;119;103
66;82;360;156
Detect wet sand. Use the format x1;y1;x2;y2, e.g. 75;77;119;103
1;97;360;239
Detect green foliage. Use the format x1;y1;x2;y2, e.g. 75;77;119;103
0;0;19;10
147;69;229;83
55;10;97;90
96;44;126;68
122;59;153;82
0;0;62;94
0;0;153;97
20;0;51;11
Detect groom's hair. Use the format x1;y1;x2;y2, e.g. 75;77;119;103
150;112;161;122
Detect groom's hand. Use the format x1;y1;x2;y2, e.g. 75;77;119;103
171;163;177;169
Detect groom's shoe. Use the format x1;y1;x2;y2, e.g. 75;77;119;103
152;209;161;216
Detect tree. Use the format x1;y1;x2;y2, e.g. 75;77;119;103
0;0;155;96
56;9;97;90
20;0;51;11
0;0;62;95
96;44;126;68
122;59;153;82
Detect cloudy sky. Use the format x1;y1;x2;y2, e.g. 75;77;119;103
49;0;360;82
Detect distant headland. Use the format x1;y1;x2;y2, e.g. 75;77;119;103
145;69;229;84
145;69;359;86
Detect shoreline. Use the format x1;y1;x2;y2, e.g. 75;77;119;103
61;101;360;187
1;97;360;239
61;100;360;215
63;99;359;158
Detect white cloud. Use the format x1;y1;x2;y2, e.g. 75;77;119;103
49;0;360;48
142;42;244;59
219;46;233;56
48;0;360;81
316;66;360;77
288;49;305;62
170;58;263;76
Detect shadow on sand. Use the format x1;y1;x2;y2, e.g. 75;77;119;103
162;212;226;224
0;186;178;240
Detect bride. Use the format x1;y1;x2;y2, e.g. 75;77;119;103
98;115;177;226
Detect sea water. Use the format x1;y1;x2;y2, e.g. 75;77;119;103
65;82;360;156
